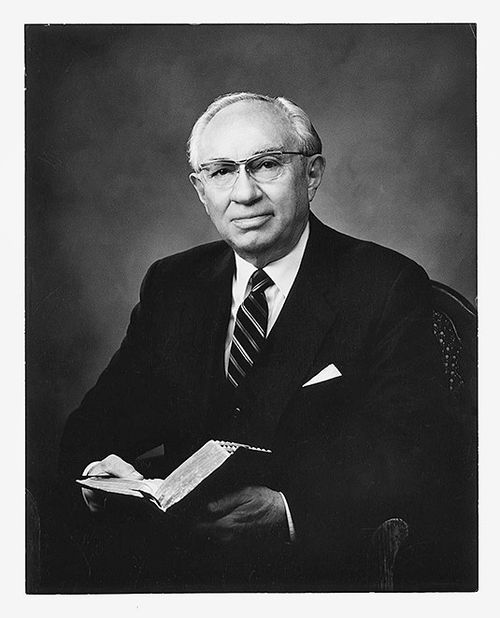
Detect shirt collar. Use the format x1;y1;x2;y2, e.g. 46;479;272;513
233;221;310;298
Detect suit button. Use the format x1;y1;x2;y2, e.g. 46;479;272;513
233;407;241;418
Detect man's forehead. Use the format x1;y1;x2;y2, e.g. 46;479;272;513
214;99;281;118
198;100;295;160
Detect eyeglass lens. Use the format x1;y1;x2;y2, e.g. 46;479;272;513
202;153;292;186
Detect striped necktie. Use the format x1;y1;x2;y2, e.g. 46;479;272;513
227;269;274;388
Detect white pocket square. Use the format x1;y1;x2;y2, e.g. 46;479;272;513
302;363;342;387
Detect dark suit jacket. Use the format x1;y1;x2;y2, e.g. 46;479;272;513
60;214;459;590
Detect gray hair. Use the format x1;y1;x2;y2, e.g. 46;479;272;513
187;92;322;171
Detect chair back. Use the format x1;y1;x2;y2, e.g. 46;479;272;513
430;280;477;409
371;282;478;591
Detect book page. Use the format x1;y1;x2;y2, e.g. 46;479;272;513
156;440;231;511
76;477;163;499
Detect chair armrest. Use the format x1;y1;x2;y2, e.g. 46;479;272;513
369;517;409;591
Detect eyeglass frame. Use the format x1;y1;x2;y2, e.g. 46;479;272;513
194;150;311;187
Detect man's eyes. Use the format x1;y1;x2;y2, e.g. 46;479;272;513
250;157;281;171
210;165;235;178
207;156;282;177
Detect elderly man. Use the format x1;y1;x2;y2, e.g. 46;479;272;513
60;92;458;591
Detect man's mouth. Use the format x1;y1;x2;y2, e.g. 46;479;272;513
232;214;272;229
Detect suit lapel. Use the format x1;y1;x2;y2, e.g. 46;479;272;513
197;248;235;385
233;215;344;447
168;247;234;439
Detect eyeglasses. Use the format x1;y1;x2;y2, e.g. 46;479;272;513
197;150;307;188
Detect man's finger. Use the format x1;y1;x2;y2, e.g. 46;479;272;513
95;454;144;479
206;488;251;517
80;455;142;513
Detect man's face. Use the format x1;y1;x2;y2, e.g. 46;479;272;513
190;101;324;266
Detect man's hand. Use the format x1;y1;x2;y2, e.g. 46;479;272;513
82;454;143;512
194;486;288;545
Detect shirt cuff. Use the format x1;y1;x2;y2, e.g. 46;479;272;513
279;491;296;543
81;461;106;512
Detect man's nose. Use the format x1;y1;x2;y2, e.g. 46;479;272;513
229;167;262;204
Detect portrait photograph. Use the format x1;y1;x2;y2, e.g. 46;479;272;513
23;19;478;602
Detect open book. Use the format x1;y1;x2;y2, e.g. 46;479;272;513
76;440;271;513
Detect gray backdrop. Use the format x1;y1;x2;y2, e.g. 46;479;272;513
26;24;476;481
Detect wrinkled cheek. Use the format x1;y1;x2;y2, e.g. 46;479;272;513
205;207;230;235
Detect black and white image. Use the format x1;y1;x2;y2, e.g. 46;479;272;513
25;23;477;593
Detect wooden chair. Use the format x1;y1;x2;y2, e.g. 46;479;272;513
369;280;477;591
369;518;409;591
430;280;477;409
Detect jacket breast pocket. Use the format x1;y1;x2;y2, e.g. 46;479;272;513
297;375;349;411
301;375;343;390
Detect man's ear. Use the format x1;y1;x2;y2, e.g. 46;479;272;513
189;173;209;214
306;155;326;202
